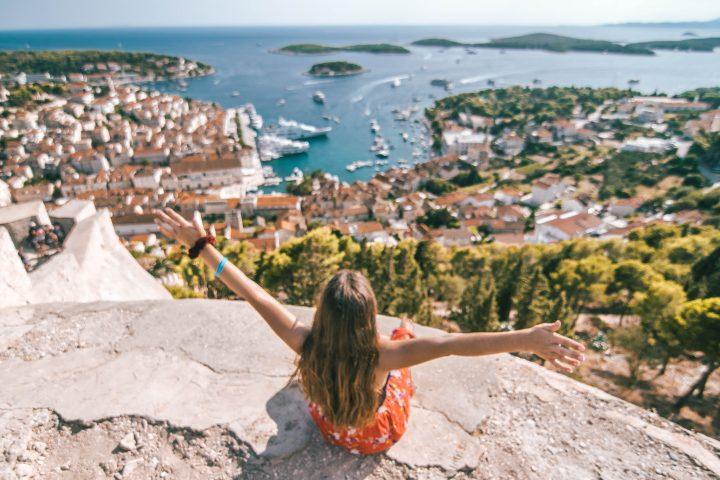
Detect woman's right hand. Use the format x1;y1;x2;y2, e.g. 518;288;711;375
524;321;586;373
154;208;206;248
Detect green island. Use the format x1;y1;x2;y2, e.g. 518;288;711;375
628;37;720;52
413;33;655;55
278;43;410;54
308;61;364;77
0;50;213;78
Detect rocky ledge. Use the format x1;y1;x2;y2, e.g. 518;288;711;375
1;300;719;479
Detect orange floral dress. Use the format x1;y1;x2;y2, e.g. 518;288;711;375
308;327;416;455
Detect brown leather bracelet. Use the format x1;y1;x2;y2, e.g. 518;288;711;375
188;234;216;259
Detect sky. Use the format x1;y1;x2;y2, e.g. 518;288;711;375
1;0;719;30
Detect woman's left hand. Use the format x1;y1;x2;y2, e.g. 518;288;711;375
154;208;206;248
524;320;586;373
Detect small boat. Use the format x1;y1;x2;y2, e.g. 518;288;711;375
262;176;282;186
376;148;390;158
231;91;240;97
322;113;332;121
284;167;304;183
487;79;496;87
628;79;640;85
430;78;452;88
370;119;380;133
312;91;326;104
391;78;401;88
532;79;542;85
401;132;409;142
276;98;286;106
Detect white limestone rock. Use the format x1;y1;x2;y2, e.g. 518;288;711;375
0;300;719;479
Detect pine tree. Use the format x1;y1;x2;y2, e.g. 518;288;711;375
514;266;551;330
495;256;524;322
456;271;500;332
387;241;427;317
545;292;573;334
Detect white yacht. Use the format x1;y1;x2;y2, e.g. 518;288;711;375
258;135;309;162
391;78;401;88
265;117;331;140
370;119;380;133
312;91;326;104
376;148;390;158
244;104;263;130
346;160;375;172
284;167;304;183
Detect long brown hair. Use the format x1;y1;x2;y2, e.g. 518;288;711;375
295;269;380;427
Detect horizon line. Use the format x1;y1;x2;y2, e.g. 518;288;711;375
1;17;719;33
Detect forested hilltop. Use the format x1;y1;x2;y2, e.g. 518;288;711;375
0;50;213;78
413;33;655;55
413;32;720;55
142;221;720;437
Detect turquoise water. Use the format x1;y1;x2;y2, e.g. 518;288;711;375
2;26;720;187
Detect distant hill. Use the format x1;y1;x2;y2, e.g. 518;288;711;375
0;50;212;77
628;37;720;52
412;33;655;55
610;17;720;28
278;43;410;55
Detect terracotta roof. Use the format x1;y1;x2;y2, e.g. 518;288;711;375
255;195;300;210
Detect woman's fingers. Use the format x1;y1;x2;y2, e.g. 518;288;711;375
550;358;574;373
157;225;175;239
192;211;206;234
554;333;586;352
552;345;584;363
165;208;191;227
154;209;178;228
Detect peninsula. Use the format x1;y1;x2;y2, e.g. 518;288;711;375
278;43;410;54
628;37;720;52
308;61;364;77
0;50;214;80
412;33;655;55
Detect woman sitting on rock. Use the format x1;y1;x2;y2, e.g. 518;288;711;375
155;208;586;455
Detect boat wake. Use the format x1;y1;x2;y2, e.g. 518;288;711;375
458;69;546;86
353;74;411;98
303;79;334;86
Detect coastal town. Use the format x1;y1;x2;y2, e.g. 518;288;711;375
2;61;719;269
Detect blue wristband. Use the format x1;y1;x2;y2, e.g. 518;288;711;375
215;257;228;277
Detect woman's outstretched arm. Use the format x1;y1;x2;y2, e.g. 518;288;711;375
155;208;309;354
378;321;585;373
